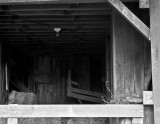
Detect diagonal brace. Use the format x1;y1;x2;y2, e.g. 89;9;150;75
107;0;150;42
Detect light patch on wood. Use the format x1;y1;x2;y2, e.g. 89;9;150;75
143;91;153;105
132;118;143;124
7;118;18;124
139;0;149;8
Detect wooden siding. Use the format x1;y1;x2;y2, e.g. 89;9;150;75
112;10;151;124
28;54;105;104
112;10;151;99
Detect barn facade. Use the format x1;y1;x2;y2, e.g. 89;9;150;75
0;0;158;124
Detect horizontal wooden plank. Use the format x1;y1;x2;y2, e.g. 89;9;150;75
0;24;109;29
0;0;138;4
1;3;111;11
1;10;111;16
0;21;110;25
71;87;104;97
143;91;153;105
0;28;109;32
67;92;102;103
0;104;144;117
9;41;106;44
107;0;150;41
0;32;108;35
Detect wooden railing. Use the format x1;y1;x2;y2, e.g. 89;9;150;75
2;104;143;124
0;91;152;124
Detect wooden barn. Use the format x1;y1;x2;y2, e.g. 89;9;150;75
0;0;159;124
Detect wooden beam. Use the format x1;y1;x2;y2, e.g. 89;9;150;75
0;104;144;117
67;92;102;103
0;24;109;29
0;10;111;16
107;0;150;41
150;0;160;123
0;0;138;4
71;87;104;97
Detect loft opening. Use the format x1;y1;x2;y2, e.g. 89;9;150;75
0;2;112;104
0;1;151;105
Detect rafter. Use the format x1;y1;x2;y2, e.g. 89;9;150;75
107;0;150;41
0;0;138;4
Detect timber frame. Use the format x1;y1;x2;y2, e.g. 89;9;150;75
0;0;158;124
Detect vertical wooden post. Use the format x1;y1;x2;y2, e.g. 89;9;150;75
132;118;143;124
7;118;18;124
150;0;160;124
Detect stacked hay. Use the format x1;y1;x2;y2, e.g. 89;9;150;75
8;90;36;104
0;90;108;124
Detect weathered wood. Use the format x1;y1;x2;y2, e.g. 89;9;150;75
11;80;31;92
112;9;151;124
144;106;154;124
7;118;18;124
144;37;152;91
71;87;104;97
67;93;102;103
132;118;143;124
143;91;153;105
0;43;4;104
0;104;144;117
123;17;134;96
0;0;138;4
139;0;149;8
112;10;125;100
120;118;132;124
133;30;144;97
150;0;160;123
108;0;150;41
67;70;103;103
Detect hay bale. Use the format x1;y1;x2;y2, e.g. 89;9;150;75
1;91;108;124
8;90;36;104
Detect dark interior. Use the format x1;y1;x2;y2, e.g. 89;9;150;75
0;2;149;104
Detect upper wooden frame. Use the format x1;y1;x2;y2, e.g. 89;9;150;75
0;0;138;4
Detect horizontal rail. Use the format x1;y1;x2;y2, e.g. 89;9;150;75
0;104;144;118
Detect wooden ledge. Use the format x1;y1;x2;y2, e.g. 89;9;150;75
0;104;144;118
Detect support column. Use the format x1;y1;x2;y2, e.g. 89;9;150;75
150;0;160;124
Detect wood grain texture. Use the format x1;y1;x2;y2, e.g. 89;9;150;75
107;0;150;41
132;118;143;124
112;11;150;98
150;0;160;123
0;43;3;104
112;10;151;124
7;118;18;124
144;106;154;124
123;18;134;96
112;10;125;100
133;30;144;97
0;0;138;4
0;104;144;118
